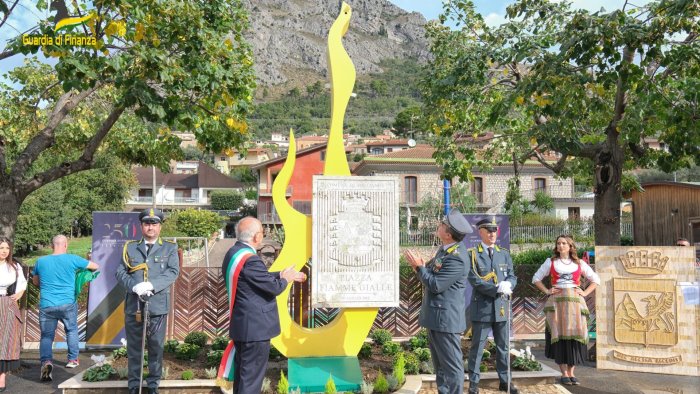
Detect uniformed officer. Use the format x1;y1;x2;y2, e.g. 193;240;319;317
116;208;180;394
466;217;518;394
404;209;470;394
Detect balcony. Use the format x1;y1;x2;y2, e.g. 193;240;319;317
258;185;293;197
258;200;311;224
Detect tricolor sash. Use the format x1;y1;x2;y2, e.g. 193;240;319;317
216;247;256;386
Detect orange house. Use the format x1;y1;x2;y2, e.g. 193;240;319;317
253;144;332;225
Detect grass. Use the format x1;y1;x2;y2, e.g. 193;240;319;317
22;236;93;266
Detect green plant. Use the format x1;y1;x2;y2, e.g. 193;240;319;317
373;371;389;394
269;345;284;360
413;347;431;362
181;370;195;380
324;374;337;394
210;191;245;210
512;356;543;372
261;377;272;394
512;248;553;266
393;352;406;385
173;209;224;238
370;329;393;346
360;380;374;394
212;336;229;351
162;366;170;380
382;341;401;356
207;350;224;367
112;346;127;359
386;375;399;391
277;371;289;394
404;352;420;375
175;343;201;360
482;349;491;360
358;342;373;359
184;331;208;347
82;365;116;382
164;339;179;353
419;361;434;374
480;362;488;372
408;330;429;350
205;367;218;379
116;366;128;379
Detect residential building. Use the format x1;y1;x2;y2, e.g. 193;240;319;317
365;139;411;155
126;161;244;211
214;148;272;174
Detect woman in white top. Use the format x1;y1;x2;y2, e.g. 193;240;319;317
0;237;27;392
532;235;599;386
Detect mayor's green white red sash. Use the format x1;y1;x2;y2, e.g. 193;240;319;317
216;247;256;387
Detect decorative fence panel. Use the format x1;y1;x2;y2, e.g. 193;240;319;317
22;264;597;343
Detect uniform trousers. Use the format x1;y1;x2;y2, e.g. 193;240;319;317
427;330;464;394
467;320;510;385
125;313;167;390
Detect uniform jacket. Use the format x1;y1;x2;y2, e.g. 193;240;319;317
222;241;288;342
416;242;469;333
467;243;517;323
116;238;180;316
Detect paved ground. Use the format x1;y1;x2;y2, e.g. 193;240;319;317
5;350;97;393
420;384;569;393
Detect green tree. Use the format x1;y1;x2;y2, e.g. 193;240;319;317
393;106;423;138
306;80;324;99
0;0;255;240
422;0;700;245
210;191;245;210
370;80;388;97
171;209;223;238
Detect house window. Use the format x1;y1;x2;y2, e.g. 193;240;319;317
404;176;417;204
138;189;152;197
220;156;226;161
320;150;326;161
371;148;383;155
387;148;394;152
174;189;192;198
568;207;581;221
471;177;483;203
535;178;546;192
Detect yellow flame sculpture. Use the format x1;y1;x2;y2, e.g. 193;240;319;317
269;2;378;358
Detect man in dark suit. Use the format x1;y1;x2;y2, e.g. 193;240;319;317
466;217;518;394
116;208;180;394
404;209;470;394
221;217;305;394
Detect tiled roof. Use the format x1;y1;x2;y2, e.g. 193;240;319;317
365;139;410;147
134;162;243;189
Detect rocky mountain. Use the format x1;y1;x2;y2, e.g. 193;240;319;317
243;0;430;88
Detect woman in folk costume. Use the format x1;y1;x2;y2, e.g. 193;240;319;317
532;235;599;386
0;237;27;392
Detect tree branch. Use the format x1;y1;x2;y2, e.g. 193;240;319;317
0;135;6;180
0;49;17;61
532;150;568;174
628;142;648;158
20;105;125;197
0;0;19;30
11;85;100;180
607;46;634;136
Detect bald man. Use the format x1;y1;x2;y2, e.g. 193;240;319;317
221;217;305;393
32;235;99;381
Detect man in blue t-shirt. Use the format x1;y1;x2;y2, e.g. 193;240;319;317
32;235;99;382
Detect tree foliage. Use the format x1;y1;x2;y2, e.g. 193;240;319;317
210;190;244;211
0;0;255;239
170;209;223;239
422;0;700;245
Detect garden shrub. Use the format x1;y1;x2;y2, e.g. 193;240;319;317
83;365;115;382
164;339;179;353
112;346;127;359
381;341;401;356
413;347;431;362
325;374;337;393
212;336;229;351
207;350;224;367
392;352;405;385
403;352;420;375
181;370;194;380
277;371;289;394
184;331;208;347
175;343;201;360
512;248;552;266
373;371;389;394
370;329;392;346
358;342;373;359
419;361;434;374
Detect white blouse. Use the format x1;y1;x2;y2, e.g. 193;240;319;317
0;262;27;295
532;257;600;288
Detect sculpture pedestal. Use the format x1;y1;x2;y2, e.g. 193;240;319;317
288;356;362;393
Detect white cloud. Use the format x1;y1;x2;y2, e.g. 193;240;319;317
484;12;508;28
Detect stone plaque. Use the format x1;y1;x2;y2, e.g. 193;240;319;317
596;246;699;376
312;176;399;308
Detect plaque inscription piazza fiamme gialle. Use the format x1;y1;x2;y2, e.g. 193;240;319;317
312;176;400;308
596;247;699;376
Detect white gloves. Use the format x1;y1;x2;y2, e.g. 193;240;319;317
497;281;512;296
132;282;154;297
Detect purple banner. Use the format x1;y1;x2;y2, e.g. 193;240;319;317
87;212;141;346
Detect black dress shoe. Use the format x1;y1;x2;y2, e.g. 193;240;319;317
499;382;520;394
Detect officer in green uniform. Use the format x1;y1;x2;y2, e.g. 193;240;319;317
404;209;470;394
466;217;519;394
116;208;180;394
